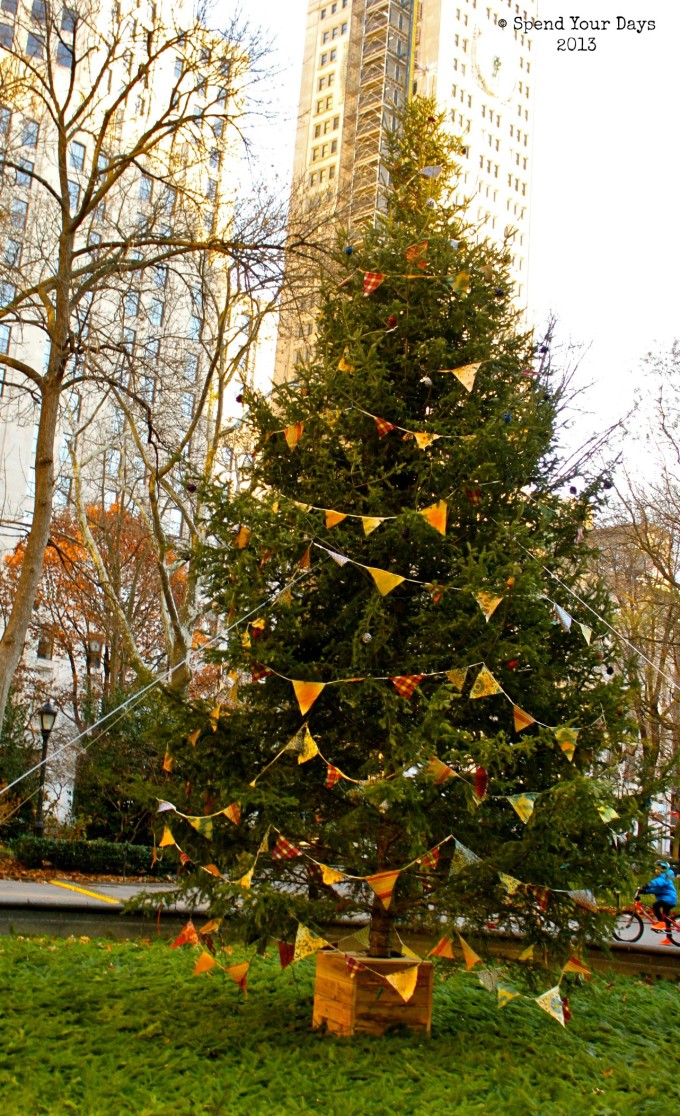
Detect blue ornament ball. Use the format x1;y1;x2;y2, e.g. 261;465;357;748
502;412;512;424
344;245;354;256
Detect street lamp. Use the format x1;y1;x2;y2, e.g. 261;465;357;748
35;700;57;836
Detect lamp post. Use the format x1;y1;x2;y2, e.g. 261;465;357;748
35;700;57;836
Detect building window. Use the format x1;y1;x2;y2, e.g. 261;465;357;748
330;48;336;61
181;391;194;419
328;164;335;180
322;29;329;42
139;174;153;201
145;338;160;360
206;178;217;201
67;179;80;209
56;39;73;65
22;119;39;147
1;0;17;13
124;291;140;317
314;124;321;138
184;352;198;381
320;52;327;65
70;141;86;171
0;22;12;47
333;115;339;129
174;57;182;79
36;631;54;661
341;21;347;32
0;107;10;136
148;298;164;327
0;323;10;353
122;326;135;353
4;238;21;267
10;198;28;228
140;374;154;403
209;147;220;169
153;264;167;288
330;139;337;153
26;31;44;57
309;171;316;186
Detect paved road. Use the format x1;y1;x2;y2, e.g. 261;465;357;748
0;877;193;911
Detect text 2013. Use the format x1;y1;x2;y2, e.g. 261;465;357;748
557;37;596;50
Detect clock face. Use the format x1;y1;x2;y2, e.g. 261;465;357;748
471;24;519;102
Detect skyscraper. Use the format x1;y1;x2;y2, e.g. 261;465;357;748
275;0;536;381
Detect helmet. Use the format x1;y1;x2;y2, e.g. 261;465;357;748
656;859;670;869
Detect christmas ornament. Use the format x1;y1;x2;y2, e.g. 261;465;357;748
344;245;354;256
502;412;512;424
449;239;460;249
569;486;577;496
494;288;505;298
420;375;433;386
425;198;436;210
361;632;372;643
235;394;243;403
386;314;398;330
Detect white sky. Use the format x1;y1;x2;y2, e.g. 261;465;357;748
225;0;680;445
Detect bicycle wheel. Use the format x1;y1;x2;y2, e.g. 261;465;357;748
613;910;644;943
666;920;680;947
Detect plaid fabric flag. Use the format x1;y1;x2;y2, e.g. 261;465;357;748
363;271;385;296
374;415;398;437
465;486;482;505
420;847;440;871
326;763;343;789
345;955;367;978
528;884;551;911
390;674;425;700
251;661;273;683
271;835;302;860
179;851;192;866
426;582;445;604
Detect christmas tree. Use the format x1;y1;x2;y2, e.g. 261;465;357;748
161;101;636;967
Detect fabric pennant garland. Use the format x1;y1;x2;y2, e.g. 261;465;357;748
223;802;241;826
475;592;504;622
162;750;174;773
235;525;251;549
385;966;420;1003
477;967;504;993
554;603;573;631
420;847;440;872
292;679;326;716
562;955;592;978
518;944;534;961
201;863;223;878
199;918;222;934
451;271;470;294
528;885;551;912
425;756;457;784
157;799;176;813
363;272;385;296
159;826;176;848
497;982;522;1008
237;867;254;889
374;416;398;438
277;941;295;970
441;361;481;392
596;805;619;824
170;920;199;948
445;668;467;691
428;936;455;959
271;835;303;860
325;510;347;528
361;516;385;536
555;726;579;762
498;872;523;895
507;793;537;824
187;728;201;747
293;924;329;962
340;925;370;953
469;666;503;699
411;431;440;450
193;951;218;975
337;351;355;373
345;954;367;977
327;549;349;567
568;889;598;913
419;164;442;178
535;986;566;1026
299;545;312;569
452;839;481;870
367;566;406;596
405;240;428;263
579;622;593;645
475;766;489;801
420;500;447;536
297;726;319;764
325;763;343;788
227;961;249;996
390;674;425;700
318;863;347;886
513;706;536;733
458;934;482;970
365;869;401;910
257;828;271;855
186;815;214;840
284;422;304;451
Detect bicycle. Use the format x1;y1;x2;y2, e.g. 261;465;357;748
612;889;680;946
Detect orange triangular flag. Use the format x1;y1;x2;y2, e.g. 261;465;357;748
299;545;311;569
187;728;201;747
209;705;221;730
366;566;405;596
429;936;456;959
513;706;536;733
412;432;440;450
318;863;347;886
365;869;401;910
469;666;502;699
292;679;326;716
361;516;385;536
562;956;592;979
284;421;304;450
385;965;420;1003
159;826;176;848
475;592;504;621
162;750;174;773
235;525;251;549
419;500;447;536
223;802;241;826
325;510;347;528
193;951;218;975
169;920;200;948
227;961;249;995
201;864;223;878
425;756;457;784
458;933;482;970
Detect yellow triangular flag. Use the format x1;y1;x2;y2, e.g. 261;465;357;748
223;802;241;826
412;432;440;450
235;526;251;549
579;623;593;645
513;706;536;733
535;986;565;1026
159;826;176;848
449;362;481;392
562;956;592;978
361;516;385;536
596;805;619;824
366;566;405;596
399;942;422;961
452;271;470;293
162;750;174;773
193;951;218;975
469;666;502;699
428;936;456;959
518;944;534;962
497;983;521;1009
318;863;347;886
209;705;221;730
507;793;537;824
475;592;504;621
339;925;370;952
325;510;347;528
186;816;214;840
187;728;201;747
419;500;447;536
365;869;401;910
425;756;457;784
337;350;355;373
284;421;304;450
199;918;222;934
257;828;271;855
298;726;319;764
385;965;420;1003
293;924;329;962
237;867;254;889
445;668;467;691
458;933;482;970
292;679;326;716
555;726;579;762
498;872;523;895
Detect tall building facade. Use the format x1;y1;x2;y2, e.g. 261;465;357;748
275;0;536;381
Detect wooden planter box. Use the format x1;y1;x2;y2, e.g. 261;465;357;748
312;951;433;1037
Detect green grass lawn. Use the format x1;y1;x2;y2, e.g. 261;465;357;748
0;935;678;1115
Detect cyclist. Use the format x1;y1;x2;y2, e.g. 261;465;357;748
639;860;677;944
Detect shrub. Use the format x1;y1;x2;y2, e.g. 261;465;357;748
10;836;156;876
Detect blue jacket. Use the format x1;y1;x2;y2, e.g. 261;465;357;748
642;872;677;906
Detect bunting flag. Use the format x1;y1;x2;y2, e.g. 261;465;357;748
427;583;445;604
385;966;420;1003
193;951;218;975
445;668;467;691
209;705;222;730
469;666;502;699
374;416;398;437
419;164;442;178
271;835;303;860
237;868;254;889
535;986;566;1026
362;516;385;536
554;603;572;632
162;750;174;772
405;240;428;264
293;924;329;962
367;566;406;596
555;726;578;762
497;982;522;1008
528;886;551;912
477;967;504;993
420;499;447;536
475;591;504;621
562;956;592;979
327;549;349;567
292;679;326;716
345;955;367;977
451;271;470;294
442;361;481;393
257;829;270;855
452;839;480;869
201;864;223;878
157;799;175;813
390;674;425;699
299;545;312;569
337;351;355;373
420;847;440;872
223;802;241;826
284;422;304;451
568;890;598;913
596;805;619;824
227;961;249;996
277;940;295;970
513;706;536;733
235;525;251;549
325;510;347;528
363;272;385;296
498;872;523;895
458;934;482;970
199;918;222;934
411;431;440;451
507;793;537;824
425;756;456;783
159;826;176;848
475;767;489;801
429;936;455;959
187;728;201;747
398;941;422;961
365;869;401;910
251;661;272;683
340;925;370;953
579;622;593;645
325;763;343;789
186;816;213;840
518;944;534;961
169;920;199;948
297;726;319;764
318;863;347;886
